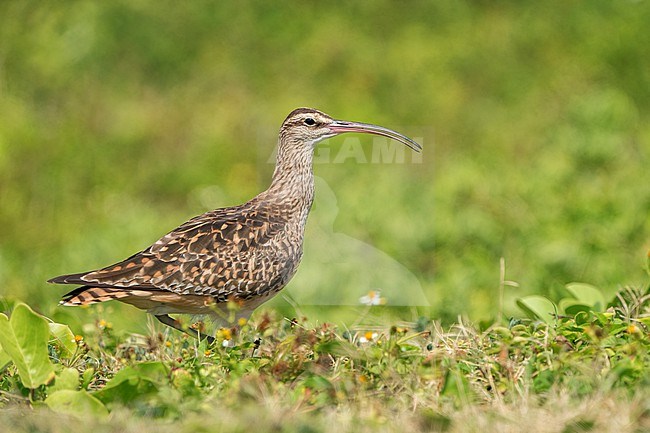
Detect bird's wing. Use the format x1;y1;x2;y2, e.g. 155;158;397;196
49;204;288;298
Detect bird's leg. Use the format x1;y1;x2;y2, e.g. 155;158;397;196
155;314;215;344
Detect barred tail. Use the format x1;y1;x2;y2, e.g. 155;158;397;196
60;286;132;306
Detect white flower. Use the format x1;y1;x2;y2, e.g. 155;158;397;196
359;331;379;344
359;290;385;306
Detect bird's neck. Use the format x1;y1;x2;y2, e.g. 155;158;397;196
264;139;315;212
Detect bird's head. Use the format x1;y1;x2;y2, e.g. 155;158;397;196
279;108;422;152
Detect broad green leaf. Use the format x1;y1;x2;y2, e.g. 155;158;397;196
107;361;168;384
46;390;108;418
0;342;11;369
516;295;557;324
94;361;167;405
565;283;605;311
558;299;592;316
48;322;77;358
574;311;590;326
49;367;80;393
82;367;95;390
0;304;55;388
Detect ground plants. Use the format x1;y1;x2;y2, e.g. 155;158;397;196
0;279;648;432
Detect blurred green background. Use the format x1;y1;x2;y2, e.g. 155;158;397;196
1;1;649;332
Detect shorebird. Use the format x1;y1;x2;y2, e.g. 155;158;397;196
49;108;421;342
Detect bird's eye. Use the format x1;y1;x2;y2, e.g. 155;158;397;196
303;118;316;126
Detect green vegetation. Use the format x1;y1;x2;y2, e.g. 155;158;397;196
1;1;649;431
1;283;649;432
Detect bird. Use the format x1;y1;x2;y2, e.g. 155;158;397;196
49;108;422;343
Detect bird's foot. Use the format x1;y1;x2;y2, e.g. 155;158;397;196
155;314;215;345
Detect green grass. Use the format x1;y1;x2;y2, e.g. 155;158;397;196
1;1;650;431
1;284;649;432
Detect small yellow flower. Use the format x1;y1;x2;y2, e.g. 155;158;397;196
217;327;232;340
98;319;107;328
74;335;83;343
358;374;368;383
238;317;248;327
165;341;172;348
627;324;639;335
204;349;212;356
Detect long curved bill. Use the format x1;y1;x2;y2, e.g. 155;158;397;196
329;120;422;152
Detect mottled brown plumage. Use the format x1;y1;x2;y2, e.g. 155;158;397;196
49;108;421;342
